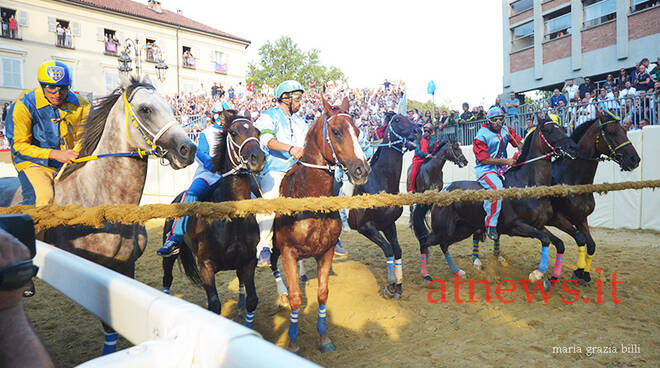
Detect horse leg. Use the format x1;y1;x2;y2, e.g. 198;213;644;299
508;223;552;282
576;220;596;285
357;224;395;286
235;270;246;316
238;262;258;328
162;254;177;294
419;243;432;284
281;248;302;353
199;259;221;314
101;323;119;355
440;243;465;278
549;213;589;284
382;224;403;300
472;234;482;270
270;248;289;307
299;260;309;286
316;246;336;352
542;227;566;292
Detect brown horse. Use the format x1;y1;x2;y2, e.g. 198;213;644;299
549;110;640;284
162;113;266;327
405;136;468;194
271;96;369;353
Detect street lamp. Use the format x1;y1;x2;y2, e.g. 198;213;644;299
117;37;168;82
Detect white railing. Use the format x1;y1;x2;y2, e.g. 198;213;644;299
34;241;319;368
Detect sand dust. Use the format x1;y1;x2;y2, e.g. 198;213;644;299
24;221;660;367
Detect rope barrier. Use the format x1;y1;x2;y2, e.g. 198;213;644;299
1;180;659;230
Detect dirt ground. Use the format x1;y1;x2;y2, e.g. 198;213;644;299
25;221;660;367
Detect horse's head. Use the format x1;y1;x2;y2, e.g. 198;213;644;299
594;109;640;171
536;114;578;159
439;136;468;168
215;113;266;173
121;75;196;169
321;96;370;185
382;112;420;151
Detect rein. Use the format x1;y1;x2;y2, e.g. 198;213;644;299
585;119;632;162
369;115;409;153
220;118;260;178
294;113;352;172
72;87;176;164
511;122;561;167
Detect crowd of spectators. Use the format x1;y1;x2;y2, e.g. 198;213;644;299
55;23;73;48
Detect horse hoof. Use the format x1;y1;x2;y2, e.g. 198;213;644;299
543;279;552;292
384;284;396;298
497;256;509;267
278;294;290;308
473;258;482;270
329;268;337;276
319;341;336;353
288;342;300;354
571;270;590;286
23;281;35;298
455;269;466;278
423;275;433;285
529;270;544;282
300;274;309;286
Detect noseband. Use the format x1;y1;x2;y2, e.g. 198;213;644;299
222;118;261;178
512;121;567;167
295;113;352;172
370;115;410;154
593;119;632;162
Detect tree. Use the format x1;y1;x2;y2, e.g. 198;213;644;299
247;36;346;91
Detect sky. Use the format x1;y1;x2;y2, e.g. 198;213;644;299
165;0;504;108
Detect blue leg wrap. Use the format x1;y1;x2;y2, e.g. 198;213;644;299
288;310;299;342
386;256;395;283
539;246;549;273
444;252;460;274
317;304;327;335
102;332;118;355
244;311;255;327
163;287;170;294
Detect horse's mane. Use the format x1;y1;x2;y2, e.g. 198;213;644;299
58;77;154;180
211;110;240;173
569;119;598;143
507;125;537;173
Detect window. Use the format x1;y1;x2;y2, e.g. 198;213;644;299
544;7;571;41
1;7;20;40
104;28;119;55
630;0;658;13
511;21;534;51
54;19;74;48
1;57;22;88
104;70;120;95
583;0;616;28
182;46;195;68
145;38;158;62
214;51;227;74
511;0;533;15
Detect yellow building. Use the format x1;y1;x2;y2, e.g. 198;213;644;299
0;0;250;103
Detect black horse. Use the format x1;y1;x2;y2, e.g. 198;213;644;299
406;135;469;193
348;112;419;299
413;116;578;284
161;114;266;326
548;110;640;285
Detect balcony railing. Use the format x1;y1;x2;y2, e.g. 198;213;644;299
215;63;228;74
183;56;196;69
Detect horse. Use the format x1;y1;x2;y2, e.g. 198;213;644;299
548;110;640;285
161;113;266;327
412;116;578;285
0;74;196;354
405;135;468;194
347;112;419;299
270;96;370;353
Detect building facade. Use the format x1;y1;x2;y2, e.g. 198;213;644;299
502;0;659;93
0;0;250;103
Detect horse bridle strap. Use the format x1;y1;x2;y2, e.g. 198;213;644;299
595;119;631;162
511;122;561;167
295;113;351;172
370;115;407;153
222;118;260;178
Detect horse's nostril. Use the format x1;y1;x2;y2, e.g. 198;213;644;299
355;167;363;177
179;145;189;157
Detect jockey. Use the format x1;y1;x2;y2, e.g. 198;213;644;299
473;106;522;240
5;61;90;206
253;80;309;267
408;123;437;193
157;102;233;256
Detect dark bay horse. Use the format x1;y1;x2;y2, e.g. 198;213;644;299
405;136;468;194
0;74;196;354
549;111;640;285
272;96;369;353
413;117;577;284
161;114;266;326
348;112;419;299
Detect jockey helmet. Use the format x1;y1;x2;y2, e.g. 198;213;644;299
275;80;304;100
38;61;72;87
549;114;560;124
423;123;433;131
487;106;505;121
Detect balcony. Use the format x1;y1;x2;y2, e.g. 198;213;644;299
104;41;119;56
183;55;196;69
215;63;228;74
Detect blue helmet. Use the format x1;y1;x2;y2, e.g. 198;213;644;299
275;80;304;100
38;60;71;87
487;106;505;120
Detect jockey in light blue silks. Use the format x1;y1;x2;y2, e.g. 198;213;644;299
472;105;522;241
157;102;232;256
253;80;309;267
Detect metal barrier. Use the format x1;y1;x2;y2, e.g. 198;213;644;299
33;241;318;368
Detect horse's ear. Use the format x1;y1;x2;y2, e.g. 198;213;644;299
339;96;350;112
222;109;238;123
321;95;333;114
119;73;132;91
141;74;154;88
596;107;605;121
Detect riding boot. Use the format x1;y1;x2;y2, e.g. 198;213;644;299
486;226;499;241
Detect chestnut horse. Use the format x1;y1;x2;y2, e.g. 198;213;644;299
161;113;266;326
271;96;369;353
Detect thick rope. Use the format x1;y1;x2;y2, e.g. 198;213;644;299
1;180;658;230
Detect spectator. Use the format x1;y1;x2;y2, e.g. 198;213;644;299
634;64;652;91
578;77;596;99
618;69;629;90
505;92;520;123
650;56;660;82
1;12;7;37
56;23;64;46
211;82;218;98
460;102;474;122
603;74;616;91
622;116;633;131
8;14;17;39
383;79;391;90
563;79;579;101
577;96;595;127
64;25;72;48
621;80;637;97
550;88;568;108
639;119;649;129
228;86;235;99
523;117;535;137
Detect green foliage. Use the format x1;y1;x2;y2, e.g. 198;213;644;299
247;36;346;90
408;99;450;113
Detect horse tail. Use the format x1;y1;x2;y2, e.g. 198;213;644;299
412;203;431;245
178;241;202;288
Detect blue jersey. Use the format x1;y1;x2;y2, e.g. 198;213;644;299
473;124;521;179
254;107;309;174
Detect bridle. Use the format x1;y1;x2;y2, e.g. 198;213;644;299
294;112;352;172
511;121;572;167
590;119;632;163
221;118;261;178
370;114;410;154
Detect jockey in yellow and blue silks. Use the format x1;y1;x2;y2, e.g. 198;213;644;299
157;102;232;257
253;80;309;267
473;106;522;241
5;61;90;206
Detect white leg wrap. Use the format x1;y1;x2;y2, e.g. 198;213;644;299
255;171;285;257
394;259;403;283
